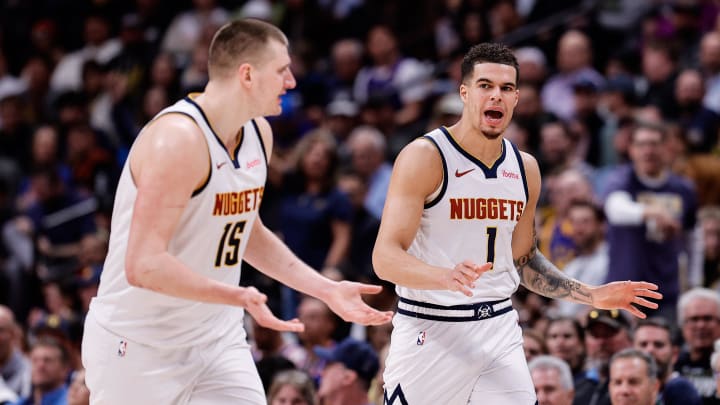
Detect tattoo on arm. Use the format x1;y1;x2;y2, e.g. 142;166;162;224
515;246;593;305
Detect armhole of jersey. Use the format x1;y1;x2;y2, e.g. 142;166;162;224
128;111;212;198
510;140;529;204
423;136;448;209
251;118;269;166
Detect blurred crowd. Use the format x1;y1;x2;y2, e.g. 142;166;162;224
1;0;720;404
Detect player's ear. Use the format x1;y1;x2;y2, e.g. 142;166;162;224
460;83;468;102
237;63;253;87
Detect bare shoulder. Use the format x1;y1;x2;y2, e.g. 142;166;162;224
391;137;444;196
130;113;209;186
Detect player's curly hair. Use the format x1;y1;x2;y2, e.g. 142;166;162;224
461;42;519;84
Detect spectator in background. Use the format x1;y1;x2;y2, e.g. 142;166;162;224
250;316;306;369
267;369;316;405
315;337;378;405
556;201;608;318
514;46;548;88
275;130;352;319
345;126;392;221
296;297;338;384
326;39;364;103
608;349;660;405
528;355;575;405
584;309;634;405
698;207;720;289
602;121;698;321
537;169;595;270
353;25;432;128
524;329;549;364
674;288;720;400
323;100;359;145
700;31;720;115
638;41;678;119
50;13;122;94
160;0;229;68
632;317;701;405
540;30;604;121
14;337;70;405
0;306;30;399
672;68;720;153
544;317;597;404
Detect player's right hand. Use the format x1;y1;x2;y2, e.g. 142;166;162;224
444;261;492;297
239;286;305;332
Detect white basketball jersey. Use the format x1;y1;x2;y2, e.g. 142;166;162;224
400;127;529;305
89;96;267;348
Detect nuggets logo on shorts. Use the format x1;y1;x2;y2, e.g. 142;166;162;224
416;331;426;345
118;340;127;357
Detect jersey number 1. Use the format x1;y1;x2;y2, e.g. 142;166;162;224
486;227;497;263
215;221;247;267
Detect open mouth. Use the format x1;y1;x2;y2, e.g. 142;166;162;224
484;109;504;125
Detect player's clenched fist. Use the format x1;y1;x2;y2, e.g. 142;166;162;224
443;261;493;296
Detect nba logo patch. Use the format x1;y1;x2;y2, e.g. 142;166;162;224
118;340;127;357
416;331;426;345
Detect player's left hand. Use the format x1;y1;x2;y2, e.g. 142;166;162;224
324;281;394;325
592;281;663;318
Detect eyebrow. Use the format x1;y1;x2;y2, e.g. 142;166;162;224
475;78;517;88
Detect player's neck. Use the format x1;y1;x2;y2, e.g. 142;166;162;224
193;82;254;148
448;120;504;166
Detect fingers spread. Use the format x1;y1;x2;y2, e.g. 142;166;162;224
635;289;663;300
633;297;659;309
626;305;647;319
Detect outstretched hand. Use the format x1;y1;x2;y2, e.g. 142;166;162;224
324;281;394;325
592;281;663;318
240;286;305;332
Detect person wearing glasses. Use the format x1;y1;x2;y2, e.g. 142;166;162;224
674;288;720;401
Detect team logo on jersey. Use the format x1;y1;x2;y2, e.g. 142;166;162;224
118;340;127;357
416;331;426;345
455;168;475;177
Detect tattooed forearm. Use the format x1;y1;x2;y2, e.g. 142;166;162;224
515;247;593;305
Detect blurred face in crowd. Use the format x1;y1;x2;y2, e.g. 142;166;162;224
460;62;518;139
609;357;658;405
629;127;666;178
531;366;574;405
367;26;397;64
586;323;632;364
633;325;675;375
681;297;720;352
30;344;68;392
539;122;572;167
567;205;602;253
317;362;352;400
301;140;333;181
703;215;720;261
700;32;720;73
270;384;311;405
675;69;704;108
523;333;545;363
297;298;335;345
557;31;591;73
546;319;584;370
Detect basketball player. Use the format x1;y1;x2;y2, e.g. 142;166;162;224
81;19;393;405
372;43;662;404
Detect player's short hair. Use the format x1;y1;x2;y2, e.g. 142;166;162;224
528;355;574;391
208;18;288;79
610;348;658;382
461;42;519;84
